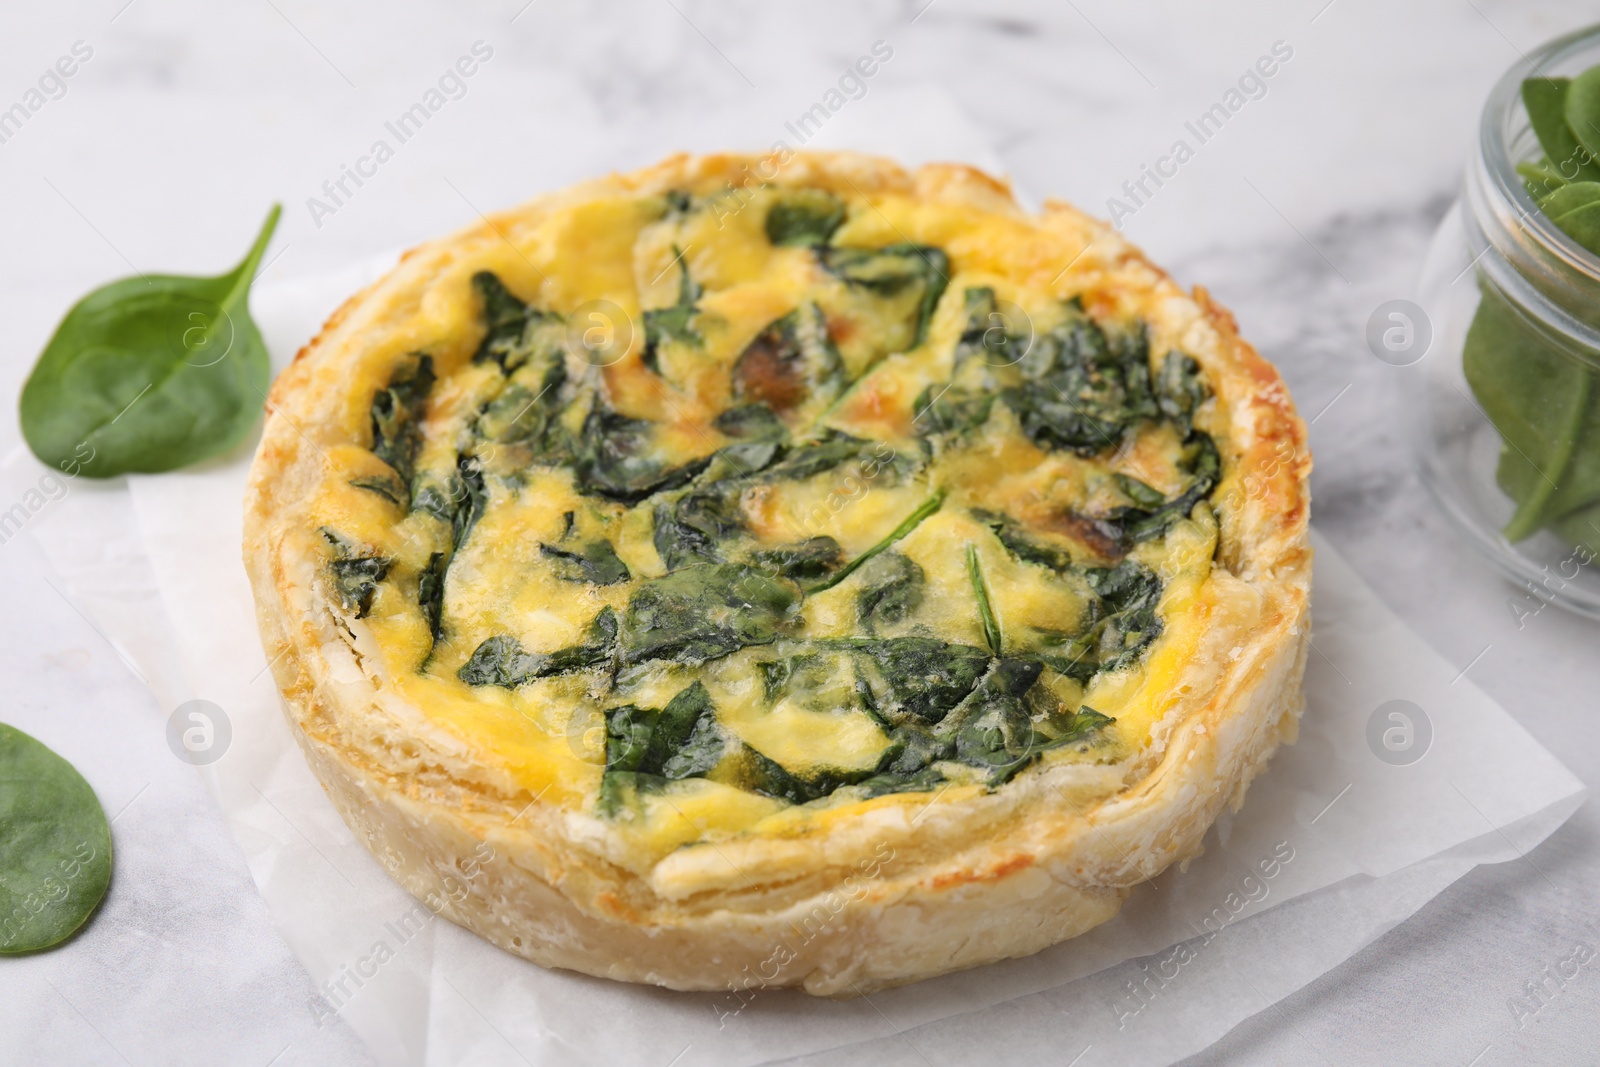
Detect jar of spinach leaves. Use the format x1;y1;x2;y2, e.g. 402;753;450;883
1412;23;1600;620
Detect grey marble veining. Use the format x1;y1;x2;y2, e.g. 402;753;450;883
0;1;1596;1064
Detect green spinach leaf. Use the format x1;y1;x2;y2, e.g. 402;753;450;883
765;190;847;247
458;607;620;687
967;544;1003;656
619;563;800;667
323;531;391;618
1524;77;1600;184
599;682;725;813
0;723;112;954
1465;281;1600;547
749;536;843;582
854;550;925;631
21;206;281;478
807;493;943;593
371;355;437;487
573;405;712;504
819;242;950;348
1563;66;1600;169
642;249;702;375
540;539;631;585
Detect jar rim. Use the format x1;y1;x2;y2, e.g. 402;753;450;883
1469;21;1600;366
1478;20;1600;281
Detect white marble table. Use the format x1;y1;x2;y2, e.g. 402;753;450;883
0;1;1595;1063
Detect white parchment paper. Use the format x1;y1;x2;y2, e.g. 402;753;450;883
13;87;1586;1067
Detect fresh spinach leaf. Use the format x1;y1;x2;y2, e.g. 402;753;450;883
1465;280;1600;547
765;190;847;247
1519;159;1571;205
1543;181;1600;250
1563;66;1600;170
0;723;112;954
540;539;630;585
21;206;281;478
1524;77;1600;184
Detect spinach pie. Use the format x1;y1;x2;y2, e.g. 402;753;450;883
244;152;1311;994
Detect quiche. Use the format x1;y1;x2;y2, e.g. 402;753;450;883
243;151;1311;995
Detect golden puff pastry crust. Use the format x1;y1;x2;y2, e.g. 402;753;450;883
243;151;1311;995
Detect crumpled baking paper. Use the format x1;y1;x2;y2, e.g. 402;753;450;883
12;86;1585;1067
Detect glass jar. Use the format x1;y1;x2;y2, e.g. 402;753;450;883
1411;22;1600;620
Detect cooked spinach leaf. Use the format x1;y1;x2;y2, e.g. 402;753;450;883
808;493;943;593
642;248;702;375
732;303;844;417
458;607;619;687
418;551;448;643
349;473;408;509
1003;307;1157;455
619;564;800;667
21;206;280;478
1154;351;1209;436
0;723;112;954
599;681;725;813
974;509;1076;572
325;545;391;618
966;544;1003;657
471;271;550;370
713;402;788;442
819;242;950;348
371;355;437;486
749;537;843;582
850;637;991;725
1035;559;1165;683
573;405;711;504
855;550;925;632
652;489;747;570
1106;433;1221;547
540;539;631;585
952;286;1029;370
765;190;846;247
